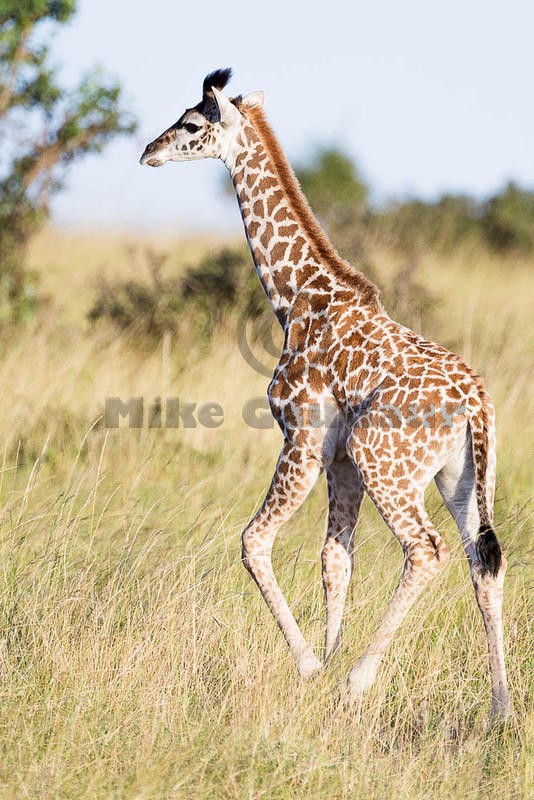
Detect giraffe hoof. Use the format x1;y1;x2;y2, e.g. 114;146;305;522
296;647;322;678
334;678;366;710
345;654;380;702
489;698;513;723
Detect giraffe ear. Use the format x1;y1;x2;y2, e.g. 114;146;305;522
212;86;240;127
241;91;265;110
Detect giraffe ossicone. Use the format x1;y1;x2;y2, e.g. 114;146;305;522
141;68;511;720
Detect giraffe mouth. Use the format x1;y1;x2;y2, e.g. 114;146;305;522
139;145;166;167
140;153;164;167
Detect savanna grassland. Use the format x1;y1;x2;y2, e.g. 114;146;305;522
0;228;533;799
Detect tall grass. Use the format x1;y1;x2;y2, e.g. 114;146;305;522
0;229;532;798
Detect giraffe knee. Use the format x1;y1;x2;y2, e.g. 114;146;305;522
420;530;450;571
241;528;254;574
241;528;269;576
405;538;450;580
429;536;451;568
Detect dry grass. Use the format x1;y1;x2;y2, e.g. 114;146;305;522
0;228;532;798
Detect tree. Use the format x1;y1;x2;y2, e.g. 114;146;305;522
0;0;136;322
374;194;482;255
482;181;534;254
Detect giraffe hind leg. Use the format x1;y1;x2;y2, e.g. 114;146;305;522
345;430;450;701
345;498;449;700
435;428;511;719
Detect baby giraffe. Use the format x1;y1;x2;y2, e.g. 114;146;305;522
140;68;510;719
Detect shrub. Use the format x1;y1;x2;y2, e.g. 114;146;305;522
88;245;268;342
481;181;534;254
372;195;483;254
88;248;183;339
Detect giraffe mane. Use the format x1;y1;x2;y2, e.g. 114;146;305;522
244;105;382;312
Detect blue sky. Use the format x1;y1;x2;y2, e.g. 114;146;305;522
50;0;534;233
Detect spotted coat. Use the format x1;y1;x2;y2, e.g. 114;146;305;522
140;70;511;719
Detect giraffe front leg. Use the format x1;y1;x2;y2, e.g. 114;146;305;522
242;440;323;677
322;459;363;663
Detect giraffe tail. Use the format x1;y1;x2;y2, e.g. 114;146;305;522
465;383;501;578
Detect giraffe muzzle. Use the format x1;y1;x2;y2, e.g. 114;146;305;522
139;141;165;167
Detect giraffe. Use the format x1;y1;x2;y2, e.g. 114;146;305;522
140;68;511;719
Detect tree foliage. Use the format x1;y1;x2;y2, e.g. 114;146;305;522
374;194;482;255
88;245;268;342
482;181;534;254
297;148;368;229
296;148;370;261
0;0;136;322
297;146;534;260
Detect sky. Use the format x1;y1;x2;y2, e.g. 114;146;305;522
48;0;534;234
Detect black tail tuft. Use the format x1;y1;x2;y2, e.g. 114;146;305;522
477;524;502;577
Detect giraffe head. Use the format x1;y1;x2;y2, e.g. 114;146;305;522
140;68;264;167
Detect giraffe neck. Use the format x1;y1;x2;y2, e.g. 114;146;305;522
222;107;381;326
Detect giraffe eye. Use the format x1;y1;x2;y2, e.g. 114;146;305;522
185;123;200;134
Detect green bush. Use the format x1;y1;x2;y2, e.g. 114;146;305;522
180;246;265;324
296;148;368;228
88;245;268;342
373;195;483;254
481;182;534;254
88;249;183;339
295;148;534;259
